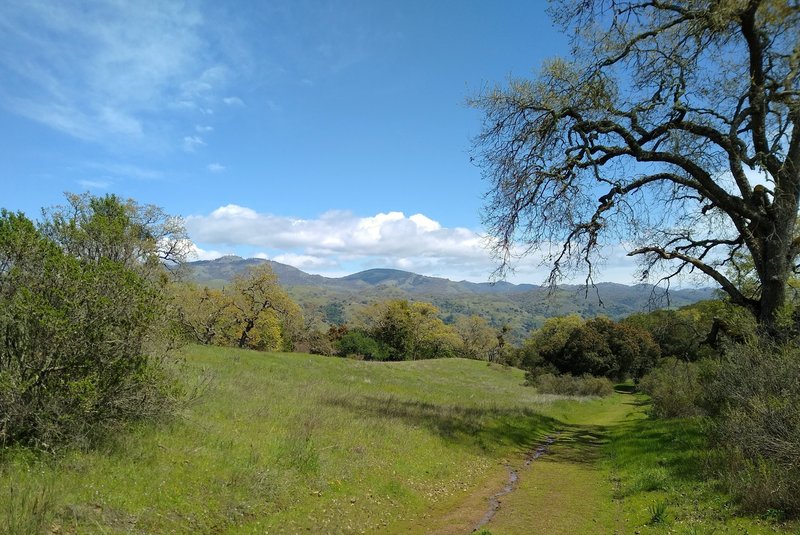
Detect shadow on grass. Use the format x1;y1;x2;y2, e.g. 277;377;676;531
325;392;710;495
545;424;611;465
609;415;708;484
322;394;557;454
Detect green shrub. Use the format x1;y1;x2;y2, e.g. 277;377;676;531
337;330;387;360
638;358;706;418
0;198;183;450
304;329;336;356
647;500;669;525
719;453;799;517
523;315;660;381
530;373;613;397
702;341;800;516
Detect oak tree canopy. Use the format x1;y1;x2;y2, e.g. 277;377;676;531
471;0;800;331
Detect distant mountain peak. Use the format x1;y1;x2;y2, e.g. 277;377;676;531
343;268;420;284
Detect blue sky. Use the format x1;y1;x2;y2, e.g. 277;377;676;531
0;0;644;283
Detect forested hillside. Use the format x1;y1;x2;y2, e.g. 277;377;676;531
185;255;715;342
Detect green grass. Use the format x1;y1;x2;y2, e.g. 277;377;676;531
604;403;800;534
2;346;798;534
481;391;635;535
0;346;577;534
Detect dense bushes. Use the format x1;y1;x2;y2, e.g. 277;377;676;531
637;358;705;418
703;341;800;515
522;315;660;381
638;338;800;516
529;373;614;397
624;301;758;362
367;300;460;360
623;309;706;360
0;196;184;449
314;299;469;361
337;329;387;360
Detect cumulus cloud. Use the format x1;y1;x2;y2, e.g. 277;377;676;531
184;205;645;284
186;205;523;281
187;242;230;261
187;205;489;258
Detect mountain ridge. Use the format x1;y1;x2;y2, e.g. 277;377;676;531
186;255;711;296
184;255;717;342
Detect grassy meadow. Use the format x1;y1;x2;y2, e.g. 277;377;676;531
2;346;798;534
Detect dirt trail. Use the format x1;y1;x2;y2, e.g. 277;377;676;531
419;394;638;535
472;435;556;531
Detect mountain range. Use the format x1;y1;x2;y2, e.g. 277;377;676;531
184;255;717;343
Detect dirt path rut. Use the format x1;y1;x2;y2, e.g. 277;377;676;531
419;394;638;535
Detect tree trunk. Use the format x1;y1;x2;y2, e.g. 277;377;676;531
238;319;254;349
757;179;799;335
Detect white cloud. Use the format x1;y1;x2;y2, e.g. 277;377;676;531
185;205;646;284
181;66;229;102
78;179;110;189
223;96;245;106
85;162;164;181
187;206;506;281
207;163;226;173
187;242;230;261
265;99;282;112
183;135;206;152
272;253;339;270
187;206;487;258
195;125;214;133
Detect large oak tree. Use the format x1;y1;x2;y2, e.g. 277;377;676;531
472;0;799;331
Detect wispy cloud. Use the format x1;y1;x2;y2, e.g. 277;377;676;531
222;96;245;106
271;253;340;270
0;2;233;148
207;163;226;173
77;179;110;190
183;136;206;152
85;162;165;181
